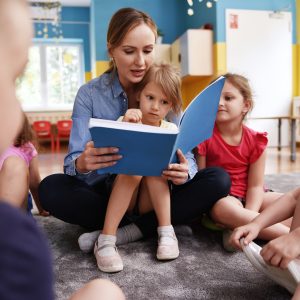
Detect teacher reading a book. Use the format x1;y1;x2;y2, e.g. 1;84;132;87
39;7;230;252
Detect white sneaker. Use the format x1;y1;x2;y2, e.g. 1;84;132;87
94;241;123;273
157;231;179;260
222;229;237;252
240;238;300;294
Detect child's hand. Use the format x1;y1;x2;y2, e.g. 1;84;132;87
123;109;142;123
229;223;260;250
260;229;300;269
39;209;50;217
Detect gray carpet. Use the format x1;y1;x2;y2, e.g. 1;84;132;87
36;173;300;300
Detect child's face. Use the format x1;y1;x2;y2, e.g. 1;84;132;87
217;81;250;124
2;0;33;79
138;81;172;126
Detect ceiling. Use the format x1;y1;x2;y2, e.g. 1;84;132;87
29;0;91;7
60;0;90;6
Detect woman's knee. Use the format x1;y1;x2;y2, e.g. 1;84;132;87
209;167;231;197
38;174;69;208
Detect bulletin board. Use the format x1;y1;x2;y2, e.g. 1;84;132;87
226;9;292;147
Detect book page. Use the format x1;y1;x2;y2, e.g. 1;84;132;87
89;118;179;135
170;76;225;162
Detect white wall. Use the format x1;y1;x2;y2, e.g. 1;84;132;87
226;9;292;147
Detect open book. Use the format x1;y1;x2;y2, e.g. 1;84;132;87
89;76;225;176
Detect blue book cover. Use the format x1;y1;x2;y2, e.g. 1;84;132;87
89;76;225;176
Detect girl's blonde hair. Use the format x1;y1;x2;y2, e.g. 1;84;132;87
135;63;182;115
106;7;157;74
224;73;254;116
14;113;36;147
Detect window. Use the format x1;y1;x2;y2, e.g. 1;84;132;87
16;40;84;111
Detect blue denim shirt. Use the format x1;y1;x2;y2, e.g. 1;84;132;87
64;72;198;185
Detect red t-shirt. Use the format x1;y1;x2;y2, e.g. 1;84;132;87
197;125;268;198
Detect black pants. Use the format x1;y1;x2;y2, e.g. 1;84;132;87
0;202;54;300
39;167;230;238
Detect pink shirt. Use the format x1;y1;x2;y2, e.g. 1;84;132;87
197;125;268;198
0;142;37;170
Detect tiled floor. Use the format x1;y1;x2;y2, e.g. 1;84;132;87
38;146;300;179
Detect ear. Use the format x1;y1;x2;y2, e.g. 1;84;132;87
107;43;113;58
242;99;251;114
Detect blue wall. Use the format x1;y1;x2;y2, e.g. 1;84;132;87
33;7;91;71
32;1;297;72
91;0;185;61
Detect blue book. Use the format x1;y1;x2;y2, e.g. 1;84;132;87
89;76;225;176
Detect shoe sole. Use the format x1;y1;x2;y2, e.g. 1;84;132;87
157;251;179;261
97;263;123;273
240;238;298;294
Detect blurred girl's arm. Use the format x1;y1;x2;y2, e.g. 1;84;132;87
194;150;206;170
29;156;49;216
245;150;266;212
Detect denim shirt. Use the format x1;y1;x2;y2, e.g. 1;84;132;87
64;72;198;185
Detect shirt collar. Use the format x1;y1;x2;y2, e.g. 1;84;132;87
110;72;126;99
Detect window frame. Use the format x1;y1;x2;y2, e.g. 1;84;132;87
20;38;85;112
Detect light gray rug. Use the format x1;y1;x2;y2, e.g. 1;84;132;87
36;173;300;300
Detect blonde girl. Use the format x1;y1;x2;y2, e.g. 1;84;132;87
95;63;182;273
196;73;289;250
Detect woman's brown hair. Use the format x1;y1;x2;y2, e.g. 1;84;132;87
106;7;157;74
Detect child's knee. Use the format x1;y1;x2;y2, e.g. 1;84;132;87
1;156;28;179
210;196;240;224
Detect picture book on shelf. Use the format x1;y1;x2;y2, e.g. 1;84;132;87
89;76;225;176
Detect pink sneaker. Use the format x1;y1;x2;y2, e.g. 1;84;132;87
157;231;179;260
94;241;123;273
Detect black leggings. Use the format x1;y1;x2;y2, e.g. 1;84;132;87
39;167;230;238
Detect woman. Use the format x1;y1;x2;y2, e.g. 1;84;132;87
39;7;230;250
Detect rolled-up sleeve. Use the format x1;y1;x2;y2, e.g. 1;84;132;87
64;84;93;177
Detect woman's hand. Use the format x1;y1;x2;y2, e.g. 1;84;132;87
75;141;122;173
123;109;142;123
229;222;261;250
162;149;189;185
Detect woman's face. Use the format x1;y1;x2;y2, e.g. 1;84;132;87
109;23;156;89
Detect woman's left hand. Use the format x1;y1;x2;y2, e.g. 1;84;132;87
162;149;189;185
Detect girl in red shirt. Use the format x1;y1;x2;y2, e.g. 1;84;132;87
196;73;290;250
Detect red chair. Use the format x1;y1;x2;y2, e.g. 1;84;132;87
32;120;55;152
56;120;72;151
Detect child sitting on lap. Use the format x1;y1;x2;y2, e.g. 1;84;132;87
94;63;182;273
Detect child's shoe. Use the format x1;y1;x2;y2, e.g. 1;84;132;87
157;225;179;260
94;234;123;273
241;238;300;294
222;229;237;252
